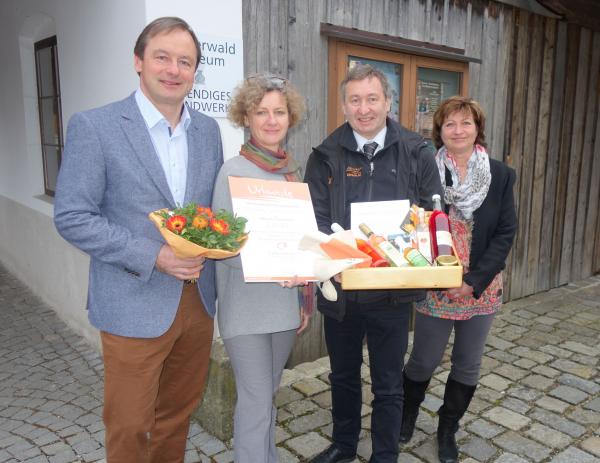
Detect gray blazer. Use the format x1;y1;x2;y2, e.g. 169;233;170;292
54;93;223;338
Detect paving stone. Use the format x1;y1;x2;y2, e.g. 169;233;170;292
580;436;600;457
525;423;572;449
482;407;530;431
212;449;234;463
560;341;600;356
196;435;227;456
584;398;600;412
485;335;515;351
531;364;560;378
284;398;319;416
528;408;586;437
519;374;555;391
493;453;529;463
277;446;300;463
549;385;589;404
466;419;504;439
549;447;598;463
275;386;303;407
567;407;600;426
534;396;570;413
284;432;330;460
557;373;600;394
494;364;529;381
487;350;519;364
41;441;71;456
499;397;530;415
311;391;331;410
291;377;329;396
506;386;542;402
550;358;595;379
512;358;537;369
493;431;552;462
461;435;497;461
275;425;290;444
286;408;332;434
480;374;512;392
421;394;443;413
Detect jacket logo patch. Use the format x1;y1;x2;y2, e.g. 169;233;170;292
346;166;362;177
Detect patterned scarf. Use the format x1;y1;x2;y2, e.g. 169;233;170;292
239;138;313;317
435;144;491;221
239;138;301;182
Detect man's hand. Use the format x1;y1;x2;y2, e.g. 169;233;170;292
156;245;205;280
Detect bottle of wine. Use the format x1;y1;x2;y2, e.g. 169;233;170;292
358;223;406;267
429;194;453;259
416;208;432;263
331;223;389;267
403;247;431;267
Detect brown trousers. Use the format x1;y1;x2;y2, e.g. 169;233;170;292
101;284;213;463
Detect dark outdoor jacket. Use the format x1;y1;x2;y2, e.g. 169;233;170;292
304;118;443;321
444;158;518;299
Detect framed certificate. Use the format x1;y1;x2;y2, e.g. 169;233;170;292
228;177;319;282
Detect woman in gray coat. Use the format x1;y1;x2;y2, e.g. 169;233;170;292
212;73;311;462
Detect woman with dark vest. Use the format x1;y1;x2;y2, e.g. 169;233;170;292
400;96;517;463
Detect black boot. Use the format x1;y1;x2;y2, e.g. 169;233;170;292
437;377;476;463
399;372;431;444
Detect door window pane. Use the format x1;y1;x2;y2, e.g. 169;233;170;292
348;56;402;122
35;36;63;196
40;98;61;145
36;47;56;97
43;145;61;193
415;68;461;140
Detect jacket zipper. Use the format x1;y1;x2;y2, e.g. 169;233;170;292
368;161;374;200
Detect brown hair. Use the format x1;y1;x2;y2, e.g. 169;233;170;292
432;96;486;149
134;17;201;70
340;64;392;101
228;73;306;129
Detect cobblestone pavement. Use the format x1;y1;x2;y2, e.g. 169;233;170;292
1;264;599;462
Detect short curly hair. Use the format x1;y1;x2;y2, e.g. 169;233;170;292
228;73;306;129
432;96;486;150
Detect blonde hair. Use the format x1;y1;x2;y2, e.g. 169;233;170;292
228;74;306;128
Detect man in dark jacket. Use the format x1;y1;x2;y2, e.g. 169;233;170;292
305;64;443;463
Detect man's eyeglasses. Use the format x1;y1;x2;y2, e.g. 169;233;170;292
246;73;288;89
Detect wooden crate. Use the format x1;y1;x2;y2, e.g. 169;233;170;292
341;264;463;290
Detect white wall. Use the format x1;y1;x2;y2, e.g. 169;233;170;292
145;0;244;159
0;0;243;348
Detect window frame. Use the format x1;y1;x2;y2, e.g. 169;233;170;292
327;39;469;135
34;35;64;197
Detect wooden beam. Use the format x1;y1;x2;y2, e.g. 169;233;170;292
320;23;482;63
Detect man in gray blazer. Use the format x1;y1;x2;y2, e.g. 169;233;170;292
54;17;223;462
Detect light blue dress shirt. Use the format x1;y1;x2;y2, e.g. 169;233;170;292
135;88;191;206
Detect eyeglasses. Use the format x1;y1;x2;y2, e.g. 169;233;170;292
246;73;288;89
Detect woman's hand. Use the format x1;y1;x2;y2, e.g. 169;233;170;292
447;282;474;299
280;276;309;288
296;307;311;334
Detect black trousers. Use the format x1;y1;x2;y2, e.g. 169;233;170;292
324;300;411;463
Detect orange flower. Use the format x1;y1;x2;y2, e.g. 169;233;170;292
192;215;209;229
166;215;187;234
196;206;214;218
210;218;230;235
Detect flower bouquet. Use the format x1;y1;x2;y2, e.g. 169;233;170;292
149;203;248;259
